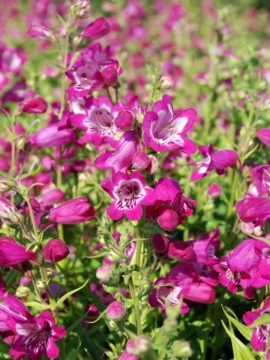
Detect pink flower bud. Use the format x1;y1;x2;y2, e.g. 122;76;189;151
30;123;75;147
71;0;91;18
106;301;126;321
48;198;95;224
155;74;174;90
37;189;66;206
18;97;48;114
126;336;152;355
0;197;22;224
132;151;150;171
24;198;41;216
115;110;135;131
0;237;36;266
207;184;222;198
152;234;169;253
83;17;110;40
43;239;69;263
27;24;57;42
102;66;118;87
96;265;114;282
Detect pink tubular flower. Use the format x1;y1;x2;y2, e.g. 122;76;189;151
94;131;140;175
243;300;270;352
4;310;66;360
83;17;110;40
146;177;196;231
48;198;95;224
0;237;36;266
18;97;48;114
101;172;156;221
143;94;196;154
0;281;32;332
189;144;239;181
30;123;75;147
27;24;56;42
236;197;270;226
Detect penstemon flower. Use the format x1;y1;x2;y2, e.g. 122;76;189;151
101;171;156;221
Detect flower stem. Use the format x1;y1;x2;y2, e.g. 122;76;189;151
129;280;142;335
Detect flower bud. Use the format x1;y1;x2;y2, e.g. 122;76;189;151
17;97;48;115
115;110;135;131
15;286;30;298
27;24;57;42
127;336;152;355
73;35;83;47
96;265;114;282
36;279;46;292
102;66;118;87
0;197;23;224
83;17;110;40
132;151;150;171
71;0;91;18
155;74;174;90
172;340;193;357
43;239;69;263
106;301;126;321
145;155;159;174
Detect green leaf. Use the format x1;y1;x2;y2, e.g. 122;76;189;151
85;251;107;259
249;313;270;327
242;144;259;160
56;279;89;307
222;305;252;341
25;301;51;311
221;320;255;360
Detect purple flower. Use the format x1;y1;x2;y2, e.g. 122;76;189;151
49;198;95;224
146;177;196;231
236;196;270;226
94;131;140;175
83;17;110;40
101;172;155;221
189;144;239;181
143;94;196;153
70;96;117;147
18;97;48;114
30;123;75;148
0;237;36;266
243;300;270;352
4;310;66;360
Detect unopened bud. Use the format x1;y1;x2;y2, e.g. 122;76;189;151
15;286;30;298
172;340;193;357
0;197;23;224
107;247;124;262
155;74;174;90
16;137;26;150
71;0;91;19
106;301;126;321
36;279;46;292
127;336;152;355
73;35;83;47
96;265;114;282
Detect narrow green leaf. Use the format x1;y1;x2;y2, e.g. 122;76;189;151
25;302;51;311
56;279;89;307
222;305;252;341
249;314;270;327
221;320;255;360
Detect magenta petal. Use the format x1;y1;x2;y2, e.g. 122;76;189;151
208;149;238;171
45;339;60;358
126;205;142;221
107;202;124;220
258;128;270;147
157;207;179;231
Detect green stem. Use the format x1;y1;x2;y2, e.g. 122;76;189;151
129;281;142;335
57;160;64;240
201;304;213;360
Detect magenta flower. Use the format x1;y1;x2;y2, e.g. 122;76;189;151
143;94;196;153
148;262;216;314
83;17;110;40
243;300;270;352
189;144;239;181
0;197;22;224
27;24;56;42
18;97;48;114
4;310;66;360
250;165;270;196
30;123;75;147
94;131;140;175
146;177;196;231
0;237;36;266
0;281;32;332
49;198;95;224
70;96;117;146
101;172;155;221
236;196;270;226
